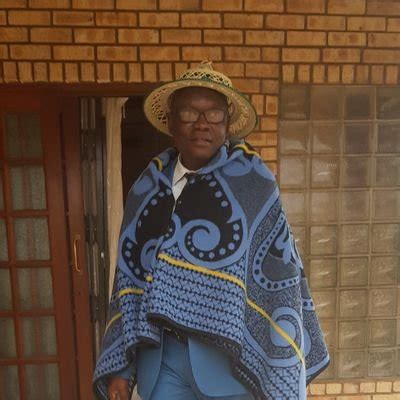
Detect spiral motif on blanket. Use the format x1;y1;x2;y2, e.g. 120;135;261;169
121;180;174;282
174;173;246;267
267;307;303;366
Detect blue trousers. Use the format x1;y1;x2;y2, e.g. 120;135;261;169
149;334;254;400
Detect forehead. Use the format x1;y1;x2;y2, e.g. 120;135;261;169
170;87;227;108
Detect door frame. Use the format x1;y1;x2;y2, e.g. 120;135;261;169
0;82;154;398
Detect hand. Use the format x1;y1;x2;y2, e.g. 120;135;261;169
107;377;129;400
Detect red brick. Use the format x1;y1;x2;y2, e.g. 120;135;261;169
0;0;26;7
8;10;50;25
328;32;366;46
74;28;116;43
251;94;264;115
97;46;137;61
364;49;400;63
260;147;277;161
328;0;365;14
307;15;345;30
113;63;127;82
54;11;94;25
323;48;360;63
96;12;137;26
387;65;400;83
204;29;243;44
326;384;342;395
181;13;221;28
298;65;311;82
282;48;320;62
11;44;50;59
33;61;47;82
213;62;244;77
181;46;221;61
0;11;6;25
287;0;325;14
49;62;63;81
266;14;305;29
261;47;280;62
231;78;260;93
244;0;283;12
175;62;189;77
360;383;376;393
356;65;370;83
53;45;94;60
161;29;201;44
143;62;157;81
96;62;110;82
327;64;340;82
342;65;355;83
0;27;28;42
245;30;284;45
265;95;278;115
118;28;159;44
29;0;70;7
287;31;326;46
261;79;279;94
388;18;400;31
139;12;179;27
310;384;326;395
80;62;95;81
116;0;157;9
348;17;386;31
343;384;359;394
367;1;400;15
225;46;260;61
0;44;8;59
313;65;326;83
260;117;277;131
31;27;72;43
369;33;400;47
371;65;384;83
18;61;32;82
202;0;242;11
3;61;18;82
159;0;200;10
65;62;79;82
246;63;279;78
140;45;179;61
128;62;142;82
158;62;172;81
376;382;393;393
224;13;263;29
282;64;297;81
72;0;114;9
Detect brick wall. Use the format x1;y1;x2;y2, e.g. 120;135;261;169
2;0;400;173
1;1;400;397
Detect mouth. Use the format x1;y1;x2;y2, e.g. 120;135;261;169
190;137;212;146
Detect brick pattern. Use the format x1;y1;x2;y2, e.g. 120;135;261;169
0;0;400;173
307;381;400;400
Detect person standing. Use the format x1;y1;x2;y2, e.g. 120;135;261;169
93;61;329;400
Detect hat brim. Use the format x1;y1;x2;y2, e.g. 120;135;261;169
143;79;258;139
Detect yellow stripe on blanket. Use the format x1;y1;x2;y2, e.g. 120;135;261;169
157;252;305;365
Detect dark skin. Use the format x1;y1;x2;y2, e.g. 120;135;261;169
168;87;230;170
107;87;229;400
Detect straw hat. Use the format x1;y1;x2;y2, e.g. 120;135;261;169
143;61;257;138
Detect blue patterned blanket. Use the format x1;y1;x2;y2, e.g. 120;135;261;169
93;140;329;399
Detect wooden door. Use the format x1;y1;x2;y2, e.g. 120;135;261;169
0;94;93;400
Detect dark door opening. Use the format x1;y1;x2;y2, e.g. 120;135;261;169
121;97;173;201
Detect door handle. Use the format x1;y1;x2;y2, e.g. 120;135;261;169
73;234;82;273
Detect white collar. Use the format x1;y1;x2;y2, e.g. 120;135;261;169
173;155;198;186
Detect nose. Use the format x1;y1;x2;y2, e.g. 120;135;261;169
193;112;209;129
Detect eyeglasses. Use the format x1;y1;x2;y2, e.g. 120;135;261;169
175;108;226;124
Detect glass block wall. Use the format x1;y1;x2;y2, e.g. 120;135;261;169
279;86;400;380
